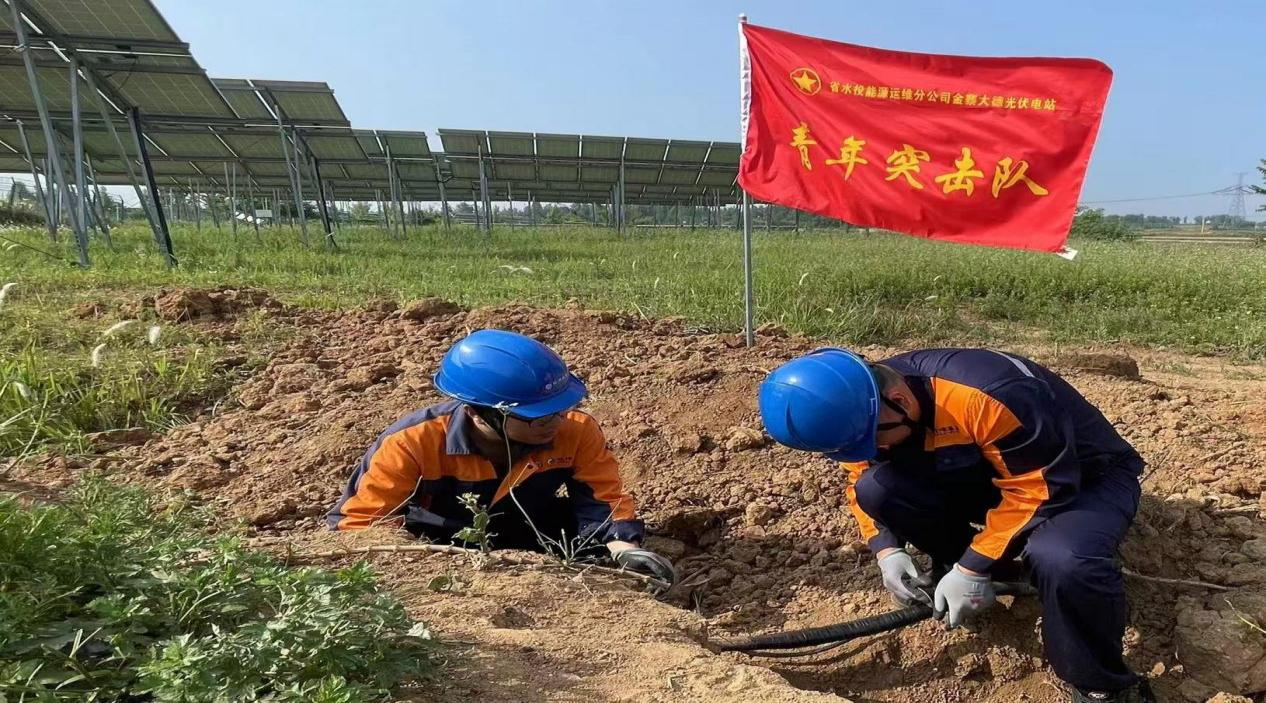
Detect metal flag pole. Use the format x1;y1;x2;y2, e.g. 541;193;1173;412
738;13;755;347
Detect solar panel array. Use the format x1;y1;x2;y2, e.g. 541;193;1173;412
0;0;740;206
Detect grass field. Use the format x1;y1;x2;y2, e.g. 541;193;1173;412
3;221;1265;455
5;222;1266;351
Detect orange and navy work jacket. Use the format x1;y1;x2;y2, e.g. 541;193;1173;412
327;400;644;543
843;349;1143;573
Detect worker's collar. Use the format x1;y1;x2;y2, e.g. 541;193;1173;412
906;375;934;429
445;403;553;459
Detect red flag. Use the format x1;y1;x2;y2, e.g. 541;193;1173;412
738;23;1112;253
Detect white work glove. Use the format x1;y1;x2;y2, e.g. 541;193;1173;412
877;549;932;606
933;565;996;629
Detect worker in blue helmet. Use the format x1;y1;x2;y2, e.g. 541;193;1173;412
328;329;676;588
759;348;1152;703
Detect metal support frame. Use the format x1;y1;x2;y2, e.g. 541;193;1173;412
69;58;93;248
273;111;309;245
14;119;56;240
311;156;336;247
434;160;450;231
385;145;406;237
247;171;260;240
128;107;176;268
507;184;515;229
226;162;237;236
83;152;112;247
477;149;491;234
617;160;626;234
12;0;86;264
192;180;202;232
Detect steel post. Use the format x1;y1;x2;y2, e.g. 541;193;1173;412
310;156;337;248
477;150;490;234
128;107;175;267
14;119;56;240
69;59;93;249
226;162;238;236
83;152;112;246
272;109;308;245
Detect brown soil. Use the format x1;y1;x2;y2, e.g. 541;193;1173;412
11;289;1266;703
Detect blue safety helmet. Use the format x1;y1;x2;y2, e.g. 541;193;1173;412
433;329;587;419
758;348;880;462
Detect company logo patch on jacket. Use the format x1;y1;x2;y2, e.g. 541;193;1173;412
545;456;574;467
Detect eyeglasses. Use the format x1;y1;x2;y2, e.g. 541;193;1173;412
505;411;563;428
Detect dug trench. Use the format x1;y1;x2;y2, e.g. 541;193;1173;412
13;287;1266;703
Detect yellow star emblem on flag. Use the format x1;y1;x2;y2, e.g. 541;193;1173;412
789;67;821;95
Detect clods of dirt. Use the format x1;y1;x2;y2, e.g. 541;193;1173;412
12;297;1266;702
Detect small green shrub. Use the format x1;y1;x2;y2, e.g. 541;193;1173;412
0;477;438;702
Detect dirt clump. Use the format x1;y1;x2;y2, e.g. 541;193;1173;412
1054;351;1142;379
1174;589;1266;697
400;297;463;322
145;287;281;321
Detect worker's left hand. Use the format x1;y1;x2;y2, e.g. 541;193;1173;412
933;564;995;629
612;547;678;588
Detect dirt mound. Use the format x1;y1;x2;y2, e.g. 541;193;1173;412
1054;351;1142;379
15;299;1266;702
134;287;282;321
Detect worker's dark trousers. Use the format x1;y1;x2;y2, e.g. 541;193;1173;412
854;463;1141;693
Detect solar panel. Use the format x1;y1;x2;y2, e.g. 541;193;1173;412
539;163;577;181
492;162;535;180
666;139;710;163
0;64;103;113
623;137;668;162
221;133;285;160
354;132;384;158
660;167;701;185
623;166;660;185
304;134;367;161
579;165;617;183
254;80;349;124
580;135;622;160
26;0;180;43
379;131;430;157
535;133;579;158
211;79;274;120
487;131;534;157
705;143;741;165
697;170;737;187
104;71;235;118
437;129;484;155
151;132;232;159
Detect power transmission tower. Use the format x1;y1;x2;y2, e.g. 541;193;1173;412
1228;172;1248;222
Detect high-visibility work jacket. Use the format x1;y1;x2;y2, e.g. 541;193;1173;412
327;400;644;544
843;349;1143;573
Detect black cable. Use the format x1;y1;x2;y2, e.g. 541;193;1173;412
0;233;71;264
710;581;1036;652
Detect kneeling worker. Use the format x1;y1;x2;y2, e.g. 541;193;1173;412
759;347;1152;703
327;329;676;586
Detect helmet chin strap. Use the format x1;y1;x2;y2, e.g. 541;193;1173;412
878;394;920;432
471;404;511;442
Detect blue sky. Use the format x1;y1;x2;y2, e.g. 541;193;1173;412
157;0;1264;219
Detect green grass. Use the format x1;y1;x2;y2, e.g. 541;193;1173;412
0;286;256;457
6;221;1264;353
2;221;1265;456
0;476;438;702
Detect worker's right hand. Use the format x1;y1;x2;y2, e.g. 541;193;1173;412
877;548;932;607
